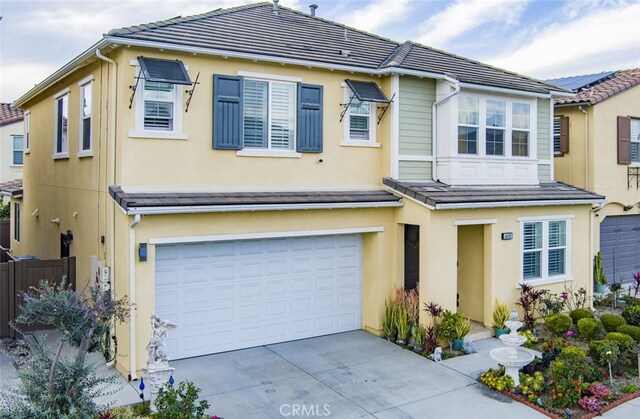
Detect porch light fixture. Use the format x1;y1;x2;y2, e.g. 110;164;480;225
138;243;147;262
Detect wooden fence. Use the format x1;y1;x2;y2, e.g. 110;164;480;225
0;256;76;338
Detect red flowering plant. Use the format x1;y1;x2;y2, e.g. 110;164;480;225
542;337;568;354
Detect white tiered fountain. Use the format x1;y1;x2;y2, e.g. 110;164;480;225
489;310;534;386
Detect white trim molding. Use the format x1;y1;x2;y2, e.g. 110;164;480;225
149;226;385;245
238;71;302;82
236;149;302;158
454;218;497;226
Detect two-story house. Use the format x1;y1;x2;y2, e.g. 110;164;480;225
0;104;24;185
548;70;640;284
13;2;602;380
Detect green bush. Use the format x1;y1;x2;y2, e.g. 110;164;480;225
577;318;604;341
605;332;634;349
551;354;594;399
479;366;514;392
600;314;626;332
617;324;640;341
588;340;607;361
154;380;210;419
570;308;594;325
559;346;587;359
622;304;640;326
621;384;638;394
545;313;573;335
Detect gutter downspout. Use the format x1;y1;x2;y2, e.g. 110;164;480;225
579;106;589;190
128;214;141;380
95;50;124;374
432;79;460;181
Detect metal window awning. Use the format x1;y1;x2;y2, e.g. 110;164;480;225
340;79;394;124
129;56;200;111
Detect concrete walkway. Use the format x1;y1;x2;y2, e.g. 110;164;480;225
1;330;636;417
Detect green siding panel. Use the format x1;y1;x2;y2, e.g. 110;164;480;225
399;77;435;156
538;164;551;181
537;98;551;159
399;161;432;180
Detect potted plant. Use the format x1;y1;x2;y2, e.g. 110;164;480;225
437;310;459;352
453;315;471;351
382;299;396;341
412;324;426;353
395;303;410;345
492;299;510;338
594;252;608;294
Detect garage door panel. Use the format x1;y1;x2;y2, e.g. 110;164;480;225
601;215;640;282
155;234;362;359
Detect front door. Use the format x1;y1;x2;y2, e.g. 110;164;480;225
457;225;484;323
404;224;420;290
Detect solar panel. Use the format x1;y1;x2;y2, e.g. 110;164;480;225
138;56;192;85
345;79;390;103
546;71;615;92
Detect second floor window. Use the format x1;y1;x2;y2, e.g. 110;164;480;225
458;96;479;154
486;99;505;156
80;81;92;152
54;92;69;156
632;118;640;163
243;79;296;150
12;135;23;165
24;112;30;151
512;102;530;157
143;81;175;131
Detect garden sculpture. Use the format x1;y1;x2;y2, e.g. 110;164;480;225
146;313;177;368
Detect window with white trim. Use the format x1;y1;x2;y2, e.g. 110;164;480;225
631;118;640;163
457;95;534;158
522;219;569;282
79;81;92;153
143;81;175;131
24;112;30;151
54;92;69;157
14;202;20;242
243;79;296;150
12;135;23;165
343;87;377;144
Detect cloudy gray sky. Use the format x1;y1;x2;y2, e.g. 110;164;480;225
2;0;640;102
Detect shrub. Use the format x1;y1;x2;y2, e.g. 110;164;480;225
570;308;594;325
153;381;210;419
516;283;545;330
559;345;586;359
438;310;460;344
479;366;514;392
600;314;626;332
537;291;566;318
578;396;603;413
617;324;640;341
622;304;640;326
621;384;638;394
492;299;509;329
518;371;545;402
605;332;634;349
577;318;604;341
545;313;572;335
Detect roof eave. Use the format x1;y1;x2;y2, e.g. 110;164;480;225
434;199;605;210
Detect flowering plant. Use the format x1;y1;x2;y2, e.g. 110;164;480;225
578;395;603;412
586;383;610;399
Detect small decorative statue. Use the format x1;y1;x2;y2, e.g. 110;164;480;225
463;341;476;354
431;347;443;362
146;313;177;368
509;309;519;322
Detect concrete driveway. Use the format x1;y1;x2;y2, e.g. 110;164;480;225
172;331;543;418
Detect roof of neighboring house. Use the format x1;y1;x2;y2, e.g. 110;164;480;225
546;71;615;92
0;179;23;197
0;103;24;126
109;185;403;214
383;178;604;209
14;2;568;108
552;68;640;106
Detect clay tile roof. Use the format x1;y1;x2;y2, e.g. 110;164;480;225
0;179;23;197
0;103;24;127
554;68;640;106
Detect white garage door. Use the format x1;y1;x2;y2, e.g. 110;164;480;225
155;234;362;359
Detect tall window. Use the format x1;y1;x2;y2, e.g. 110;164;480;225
12;135;23;165
243;79;296;150
24;112;30;151
458;96;479;154
631;118;640;163
143;81;175;131
14;203;20;242
486;99;505;156
512;102;530;157
80;81;92;152
522;219;568;281
553;116;561;154
54;93;69;156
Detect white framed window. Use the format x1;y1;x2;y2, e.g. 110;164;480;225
242;78;296;151
130;69;186;140
520;217;571;285
13;202;20;243
12;135;23;165
78;77;93;156
631;118;640;163
457;94;535;158
342;86;378;147
24;112;30;152
53;89;70;158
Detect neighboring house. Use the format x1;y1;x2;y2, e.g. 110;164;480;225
13;2;602;380
548;70;640;283
0;104;24;184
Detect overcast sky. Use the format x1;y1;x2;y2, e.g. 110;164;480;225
1;0;640;103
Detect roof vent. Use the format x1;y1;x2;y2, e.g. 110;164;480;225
309;4;318;16
340;49;351;58
273;0;279;15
